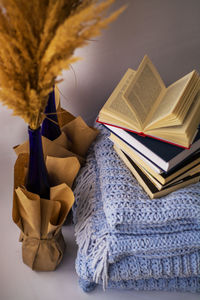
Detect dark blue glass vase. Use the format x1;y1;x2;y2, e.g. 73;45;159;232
41;88;61;141
26;126;50;199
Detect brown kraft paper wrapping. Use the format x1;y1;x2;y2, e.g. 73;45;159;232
12;110;99;270
14;113;99;165
13;184;74;271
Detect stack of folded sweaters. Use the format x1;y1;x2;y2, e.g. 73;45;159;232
73;124;200;293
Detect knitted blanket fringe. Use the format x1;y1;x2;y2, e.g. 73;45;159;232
73;152;109;289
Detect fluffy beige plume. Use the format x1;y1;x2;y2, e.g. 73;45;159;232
0;0;125;129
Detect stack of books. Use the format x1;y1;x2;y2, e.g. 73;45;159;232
97;55;200;198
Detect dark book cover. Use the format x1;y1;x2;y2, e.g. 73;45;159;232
125;127;200;161
104;123;200;172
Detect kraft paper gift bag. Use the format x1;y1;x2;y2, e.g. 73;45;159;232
13;183;74;271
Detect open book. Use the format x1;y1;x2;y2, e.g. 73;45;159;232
98;55;200;148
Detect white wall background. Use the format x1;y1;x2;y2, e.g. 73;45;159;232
58;0;200;125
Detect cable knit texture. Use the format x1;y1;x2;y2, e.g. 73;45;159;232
73;124;200;292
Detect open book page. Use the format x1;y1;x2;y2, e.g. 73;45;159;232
145;91;200;147
99;68;141;130
145;71;195;130
178;73;200;117
123;55;166;127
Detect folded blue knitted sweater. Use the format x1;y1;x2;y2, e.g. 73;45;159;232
73;125;200;292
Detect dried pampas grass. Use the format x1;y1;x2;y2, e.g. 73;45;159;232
0;0;125;129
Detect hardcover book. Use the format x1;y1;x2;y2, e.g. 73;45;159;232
139;162;200;190
98;55;200;148
110;133;200;185
114;145;200;199
106;124;200;172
